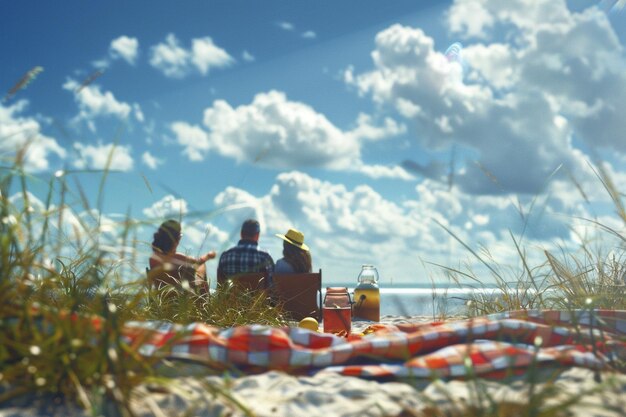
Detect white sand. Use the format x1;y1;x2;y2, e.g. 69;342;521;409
131;367;626;417
133;371;423;417
352;314;432;331
7;368;622;417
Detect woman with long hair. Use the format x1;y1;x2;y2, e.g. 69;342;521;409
149;219;216;293
274;228;312;273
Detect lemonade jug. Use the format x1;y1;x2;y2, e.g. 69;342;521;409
322;287;352;335
353;265;380;321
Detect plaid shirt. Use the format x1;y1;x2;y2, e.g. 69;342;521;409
217;239;274;282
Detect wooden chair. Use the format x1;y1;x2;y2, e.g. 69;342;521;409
220;271;268;292
272;269;322;322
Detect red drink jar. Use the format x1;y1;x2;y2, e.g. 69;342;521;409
323;287;352;335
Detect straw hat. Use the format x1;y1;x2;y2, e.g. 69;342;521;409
275;228;309;251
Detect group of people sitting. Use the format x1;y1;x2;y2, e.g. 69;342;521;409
148;218;312;293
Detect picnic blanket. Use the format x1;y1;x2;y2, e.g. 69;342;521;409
123;309;626;379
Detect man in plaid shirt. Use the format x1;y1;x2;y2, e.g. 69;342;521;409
216;219;274;285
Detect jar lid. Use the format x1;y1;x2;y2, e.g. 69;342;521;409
326;286;348;293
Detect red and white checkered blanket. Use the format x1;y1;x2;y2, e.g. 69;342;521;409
122;309;626;379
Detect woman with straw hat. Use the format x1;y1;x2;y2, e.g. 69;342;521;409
274;228;312;273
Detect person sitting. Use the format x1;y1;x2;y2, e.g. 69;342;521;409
149;219;216;294
274;228;312;273
216;219;274;286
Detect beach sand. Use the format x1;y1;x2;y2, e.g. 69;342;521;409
2;315;625;417
5;367;624;417
131;367;626;417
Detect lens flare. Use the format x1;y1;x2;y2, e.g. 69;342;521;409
445;42;463;63
598;0;625;13
444;42;467;77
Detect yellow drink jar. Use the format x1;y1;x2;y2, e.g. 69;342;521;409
352;264;380;322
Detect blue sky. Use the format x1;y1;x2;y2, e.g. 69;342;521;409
2;0;626;286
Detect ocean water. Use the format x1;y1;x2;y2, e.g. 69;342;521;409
328;285;502;317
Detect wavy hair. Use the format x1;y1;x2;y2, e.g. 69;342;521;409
282;240;312;273
151;220;181;254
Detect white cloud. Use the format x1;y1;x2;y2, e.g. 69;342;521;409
302;31;317;39
178;222;230;254
142;151;163;170
212;186;271;233
346;3;626;195
92;59;110;70
462;43;516;89
277;21;294;31
133;103;144;122
149;33;233;78
242;50;255;62
149;34;189;78
269;172;418;238
73;142;134;172
445;1;626;155
209;170;591;285
447;0;571;39
63;78;134;129
109;36;139;65
346;113;406;142
352;163;413;180
446;0;495;39
143;194;188;218
203;90;352;169
194;90;408;179
8;192;125;257
170;121;211;161
0;101;66;172
191;37;234;75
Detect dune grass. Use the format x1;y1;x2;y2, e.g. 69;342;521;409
1;149;625;416
431;163;626;316
0;155;286;416
409;162;626;416
143;283;286;327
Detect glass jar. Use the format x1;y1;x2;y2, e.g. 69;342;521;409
353;265;380;322
322;287;352;335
